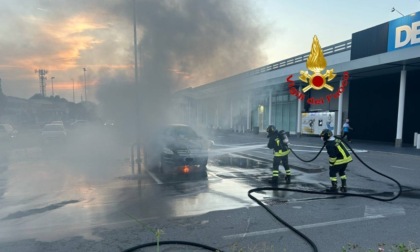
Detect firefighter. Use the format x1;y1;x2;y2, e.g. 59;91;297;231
320;129;353;192
266;125;291;185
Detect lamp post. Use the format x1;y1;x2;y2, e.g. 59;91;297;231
83;67;87;102
391;7;404;17
51;76;55;97
133;0;141;175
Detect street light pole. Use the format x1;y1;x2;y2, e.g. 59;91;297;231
133;0;141;175
391;7;405;17
83;67;87;102
51;76;55;97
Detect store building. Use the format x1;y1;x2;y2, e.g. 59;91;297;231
173;11;420;146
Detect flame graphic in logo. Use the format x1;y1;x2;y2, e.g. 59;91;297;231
299;35;336;92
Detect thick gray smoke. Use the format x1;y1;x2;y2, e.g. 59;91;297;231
95;0;267;142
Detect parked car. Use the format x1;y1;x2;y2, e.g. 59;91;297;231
70;120;88;128
0;124;18;140
144;124;211;177
50;120;64;126
103;120;115;127
41;124;67;142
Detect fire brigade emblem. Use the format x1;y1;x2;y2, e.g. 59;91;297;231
299;35;336;92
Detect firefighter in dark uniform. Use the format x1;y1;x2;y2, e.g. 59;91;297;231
320;129;353;192
266;125;291;185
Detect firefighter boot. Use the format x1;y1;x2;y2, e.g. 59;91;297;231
285;175;291;184
326;181;338;193
340;179;347;192
271;170;279;186
271;176;279;186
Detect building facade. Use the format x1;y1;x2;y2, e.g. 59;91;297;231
173;12;420;146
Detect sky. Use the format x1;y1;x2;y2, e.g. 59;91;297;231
0;0;419;103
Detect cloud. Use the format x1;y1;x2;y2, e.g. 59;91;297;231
0;0;268;140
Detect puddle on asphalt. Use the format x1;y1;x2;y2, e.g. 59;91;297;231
1;200;80;220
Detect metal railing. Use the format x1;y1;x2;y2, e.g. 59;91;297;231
197;39;352;89
242;39;351;78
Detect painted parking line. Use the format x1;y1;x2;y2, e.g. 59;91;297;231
224;215;385;239
391;165;415;171
224;205;405;239
146;169;163;184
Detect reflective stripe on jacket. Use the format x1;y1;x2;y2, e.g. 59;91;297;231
326;139;352;166
267;131;290;157
274;149;290;157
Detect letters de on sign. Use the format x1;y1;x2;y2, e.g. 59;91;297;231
395;21;420;48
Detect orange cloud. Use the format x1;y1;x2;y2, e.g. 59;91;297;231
54;81;82;90
170;68;192;80
42;15;106;71
10;14;106;72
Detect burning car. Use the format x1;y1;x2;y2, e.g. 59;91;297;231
144;124;211;177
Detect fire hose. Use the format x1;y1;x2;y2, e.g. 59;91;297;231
123;139;402;252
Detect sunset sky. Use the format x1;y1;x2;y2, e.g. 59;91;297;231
0;0;418;103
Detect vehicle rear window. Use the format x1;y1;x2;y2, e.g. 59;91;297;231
167;126;198;138
43;125;65;131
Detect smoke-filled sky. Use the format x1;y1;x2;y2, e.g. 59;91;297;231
0;0;418;102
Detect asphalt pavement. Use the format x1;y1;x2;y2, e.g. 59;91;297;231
1;130;419;252
212;131;420;173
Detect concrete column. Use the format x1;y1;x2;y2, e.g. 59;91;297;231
188;99;191;125
337;79;343;136
196;102;200;127
230;100;233;129
297;86;302;136
247;94;251;130
395;66;406;147
417;135;420;149
268;90;272;125
205;103;208;127
216;103;219;128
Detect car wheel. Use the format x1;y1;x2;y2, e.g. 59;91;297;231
144;150;159;172
199;165;208;178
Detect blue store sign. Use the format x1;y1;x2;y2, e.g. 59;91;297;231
388;11;420;51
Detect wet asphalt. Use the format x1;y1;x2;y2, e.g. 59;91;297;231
0;130;419;251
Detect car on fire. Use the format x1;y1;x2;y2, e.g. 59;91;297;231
144;124;212;177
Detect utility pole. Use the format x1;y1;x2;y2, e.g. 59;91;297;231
35;69;48;97
51;76;55;97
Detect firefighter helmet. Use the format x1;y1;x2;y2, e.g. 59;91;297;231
266;125;276;134
320;129;333;141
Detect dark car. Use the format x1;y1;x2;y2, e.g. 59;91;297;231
144;124;211;177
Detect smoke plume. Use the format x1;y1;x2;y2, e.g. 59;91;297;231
94;0;268;141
